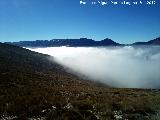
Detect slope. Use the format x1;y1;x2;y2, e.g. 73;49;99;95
0;43;160;120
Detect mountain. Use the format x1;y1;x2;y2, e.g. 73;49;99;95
133;37;160;45
6;38;121;47
0;42;160;119
0;42;100;119
6;37;160;47
147;37;160;45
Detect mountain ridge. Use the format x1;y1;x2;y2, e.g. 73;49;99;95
5;37;160;47
133;37;160;45
6;38;120;47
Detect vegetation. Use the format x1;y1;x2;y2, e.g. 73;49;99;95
0;43;160;120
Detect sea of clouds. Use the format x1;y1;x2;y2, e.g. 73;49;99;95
29;46;160;88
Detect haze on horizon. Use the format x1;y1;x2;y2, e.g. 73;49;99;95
0;0;160;43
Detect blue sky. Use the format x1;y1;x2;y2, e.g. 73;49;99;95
0;0;160;43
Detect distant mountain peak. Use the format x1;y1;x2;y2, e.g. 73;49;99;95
100;38;120;45
5;36;160;47
133;37;160;45
6;38;120;47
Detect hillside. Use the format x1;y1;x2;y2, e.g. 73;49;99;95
0;43;160;120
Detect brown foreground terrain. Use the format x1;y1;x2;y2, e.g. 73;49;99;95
0;43;160;120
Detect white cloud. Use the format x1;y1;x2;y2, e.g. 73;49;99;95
29;46;160;88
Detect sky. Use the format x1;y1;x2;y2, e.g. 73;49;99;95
0;0;160;43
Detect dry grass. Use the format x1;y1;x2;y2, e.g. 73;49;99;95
0;43;160;120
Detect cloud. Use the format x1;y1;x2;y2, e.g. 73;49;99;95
29;46;160;88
